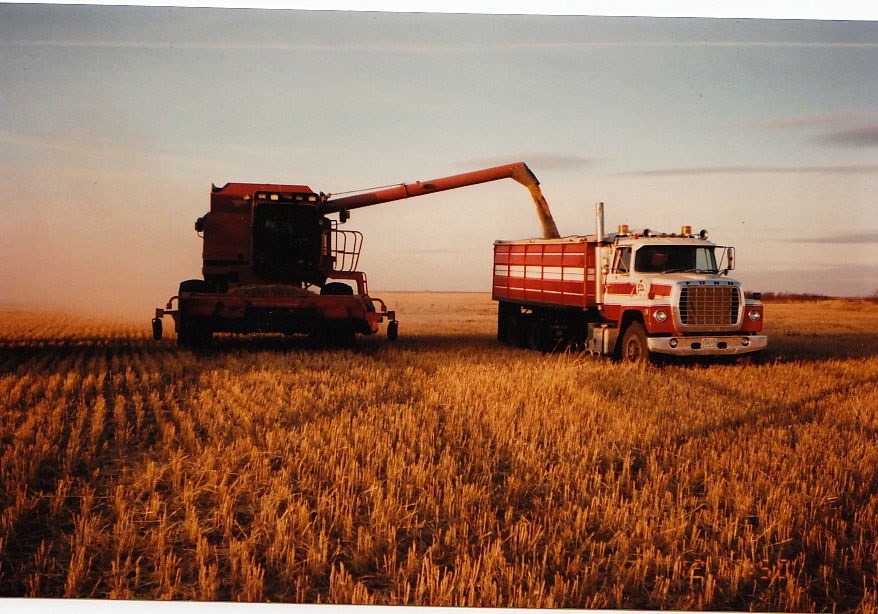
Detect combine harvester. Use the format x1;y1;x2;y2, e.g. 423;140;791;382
152;163;559;347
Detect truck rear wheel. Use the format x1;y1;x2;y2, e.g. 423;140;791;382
504;314;525;348
527;319;553;353
620;322;650;365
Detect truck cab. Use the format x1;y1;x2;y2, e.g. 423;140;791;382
600;227;766;363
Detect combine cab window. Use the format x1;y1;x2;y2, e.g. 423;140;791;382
252;202;326;283
634;245;717;274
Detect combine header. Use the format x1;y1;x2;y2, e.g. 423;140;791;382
153;162;559;347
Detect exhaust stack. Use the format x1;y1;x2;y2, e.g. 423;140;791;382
595;202;606;305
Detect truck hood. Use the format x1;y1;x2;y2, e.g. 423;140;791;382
648;272;740;286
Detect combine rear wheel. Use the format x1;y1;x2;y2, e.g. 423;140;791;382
321;282;354;296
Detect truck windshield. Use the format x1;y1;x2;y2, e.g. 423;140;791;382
634;245;718;273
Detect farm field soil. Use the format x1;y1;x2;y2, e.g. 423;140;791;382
1;294;877;610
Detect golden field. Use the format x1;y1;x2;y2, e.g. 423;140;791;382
1;294;877;610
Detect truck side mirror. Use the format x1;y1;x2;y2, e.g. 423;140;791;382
727;247;735;271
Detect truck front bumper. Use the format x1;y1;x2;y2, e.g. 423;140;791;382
648;335;767;356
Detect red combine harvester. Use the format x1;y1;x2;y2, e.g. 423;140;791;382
152;162;560;347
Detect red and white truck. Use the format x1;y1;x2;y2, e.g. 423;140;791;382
493;203;767;364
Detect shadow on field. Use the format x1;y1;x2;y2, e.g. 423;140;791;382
661;368;878;448
198;331;497;353
4;328;876;374
0;337;179;374
0;332;501;373
762;331;878;363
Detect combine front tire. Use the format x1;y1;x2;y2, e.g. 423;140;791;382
177;317;213;348
152;318;163;341
387;320;399;341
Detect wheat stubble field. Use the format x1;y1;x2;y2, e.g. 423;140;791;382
1;294;877;610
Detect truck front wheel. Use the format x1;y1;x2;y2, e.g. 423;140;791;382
620;322;650;365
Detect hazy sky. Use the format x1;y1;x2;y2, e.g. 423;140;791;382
1;3;877;314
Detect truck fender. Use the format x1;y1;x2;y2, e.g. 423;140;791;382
614;311;645;359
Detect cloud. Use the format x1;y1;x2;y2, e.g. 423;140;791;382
746;112;878;131
744;113;878;149
816;125;878;148
5;38;878;53
618;164;878;177
785;230;878;244
459;155;595;172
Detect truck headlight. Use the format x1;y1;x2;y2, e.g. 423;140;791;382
748;309;762;321
654;309;668;322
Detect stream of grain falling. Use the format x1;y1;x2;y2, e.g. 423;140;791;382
526;183;561;239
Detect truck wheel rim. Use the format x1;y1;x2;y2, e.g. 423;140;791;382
626;339;642;361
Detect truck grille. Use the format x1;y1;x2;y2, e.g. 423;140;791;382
679;285;740;326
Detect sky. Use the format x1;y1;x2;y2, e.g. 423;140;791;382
1;2;877;316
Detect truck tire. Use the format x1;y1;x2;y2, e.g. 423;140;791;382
527;319;551;353
620;322;650;365
497;302;517;343
505;314;524;348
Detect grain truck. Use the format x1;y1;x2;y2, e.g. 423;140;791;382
152;162;560;347
493;203;767;364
